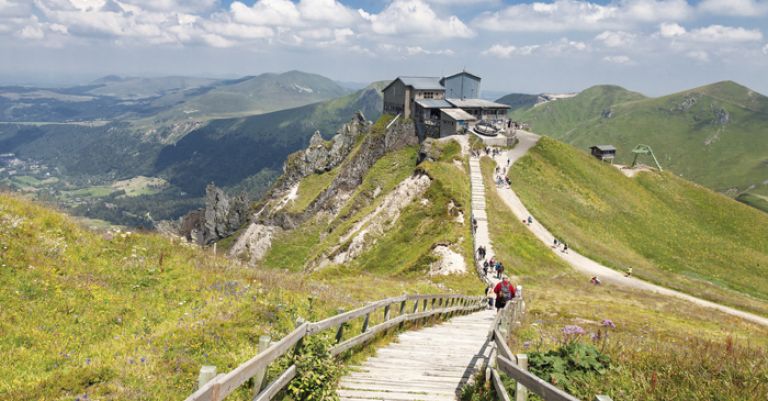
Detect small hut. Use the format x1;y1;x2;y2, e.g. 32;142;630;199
590;145;616;163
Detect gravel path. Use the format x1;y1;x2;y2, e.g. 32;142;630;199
488;130;768;327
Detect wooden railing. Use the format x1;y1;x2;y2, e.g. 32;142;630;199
486;298;613;401
185;293;486;401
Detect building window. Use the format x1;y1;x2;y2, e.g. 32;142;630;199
424;91;433;99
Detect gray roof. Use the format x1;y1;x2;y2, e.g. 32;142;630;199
441;108;477;121
442;70;481;81
446;98;510;109
591;145;616;151
398;76;444;90
415;99;453;108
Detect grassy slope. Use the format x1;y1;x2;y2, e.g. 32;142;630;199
479;157;768;401
508;137;768;315
0;192;464;401
264;137;480;293
511;81;768;201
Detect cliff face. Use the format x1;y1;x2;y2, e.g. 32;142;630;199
178;183;249;245
229;114;419;264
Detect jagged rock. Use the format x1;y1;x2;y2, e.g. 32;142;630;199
418;138;442;163
714;108;730;125
676;96;698;112
280;113;371;187
228;224;280;265
601;108;613;119
178;183;249;245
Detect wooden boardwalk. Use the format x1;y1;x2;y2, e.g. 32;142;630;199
337;309;496;401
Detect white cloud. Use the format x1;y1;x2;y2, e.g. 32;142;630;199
595;30;635;47
688;25;763;43
472;0;692;32
698;0;768;17
763;43;768;54
229;0;301;27
603;55;633;64
361;0;474;38
482;38;587;58
659;22;686;38
686;50;709;61
658;23;763;43
482;44;540;58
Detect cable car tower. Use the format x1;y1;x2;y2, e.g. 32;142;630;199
631;144;663;171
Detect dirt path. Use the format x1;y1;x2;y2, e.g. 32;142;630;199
488;130;768;327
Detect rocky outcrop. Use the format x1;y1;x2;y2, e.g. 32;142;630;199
713;107;730;125
278;111;370;190
179;183;249;245
231;114;419;265
418;138;442;163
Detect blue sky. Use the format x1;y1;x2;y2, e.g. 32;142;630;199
1;0;767;96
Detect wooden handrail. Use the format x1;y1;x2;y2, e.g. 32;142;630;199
185;293;485;401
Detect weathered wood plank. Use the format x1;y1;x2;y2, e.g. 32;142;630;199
491;369;512;401
497;355;581;401
494;329;514;361
253;365;297;401
214;323;308;398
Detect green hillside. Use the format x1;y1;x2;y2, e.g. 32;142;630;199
510;85;646;134
508;137;768;315
494;93;540;113
140;71;350;124
473;156;768;401
0;189;473;400
0;82;383;226
510;81;768;206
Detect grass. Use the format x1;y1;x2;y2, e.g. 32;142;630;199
508;137;768;316
0;192;472;401
476;156;768;401
284;167;340;213
512;81;768;201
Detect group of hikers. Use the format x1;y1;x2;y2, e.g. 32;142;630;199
552;237;568;253
476;246;518;311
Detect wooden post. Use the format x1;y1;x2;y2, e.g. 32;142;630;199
515;354;528;401
361;312;371;333
198;365;217;389
252;335;271;396
294;318;306;353
413;300;419;314
422;299;428;312
399;300;407;316
335;308;345;344
383;304;391;321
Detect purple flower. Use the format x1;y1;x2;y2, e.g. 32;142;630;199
562;325;586;335
601;319;616;329
85;358;91;366
523;341;531;349
140;357;146;364
590;332;601;342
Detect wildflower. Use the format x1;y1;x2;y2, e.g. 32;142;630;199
562;325;585;335
85;358;91;365
601;319;616;329
140;357;146;364
523;341;531;349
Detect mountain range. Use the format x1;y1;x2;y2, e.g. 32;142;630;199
504;81;768;212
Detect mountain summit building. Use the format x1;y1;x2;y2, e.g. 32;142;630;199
382;71;511;139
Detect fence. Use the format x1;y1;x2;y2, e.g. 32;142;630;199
485;298;613;401
185;293;486;401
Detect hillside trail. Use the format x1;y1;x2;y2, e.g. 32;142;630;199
489;130;768;327
336;138;502;401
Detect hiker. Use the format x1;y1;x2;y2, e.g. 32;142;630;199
493;276;516;311
496;261;504;279
527;216;533;225
505;176;511;186
480;246;486;259
625;267;633;277
562;243;568;253
590;276;601;285
507;159;510;167
485;285;495;309
482;259;489;276
553;238;559;248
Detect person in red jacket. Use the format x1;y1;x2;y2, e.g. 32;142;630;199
493;276;516;311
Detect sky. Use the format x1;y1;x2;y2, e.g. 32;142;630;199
1;0;767;96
